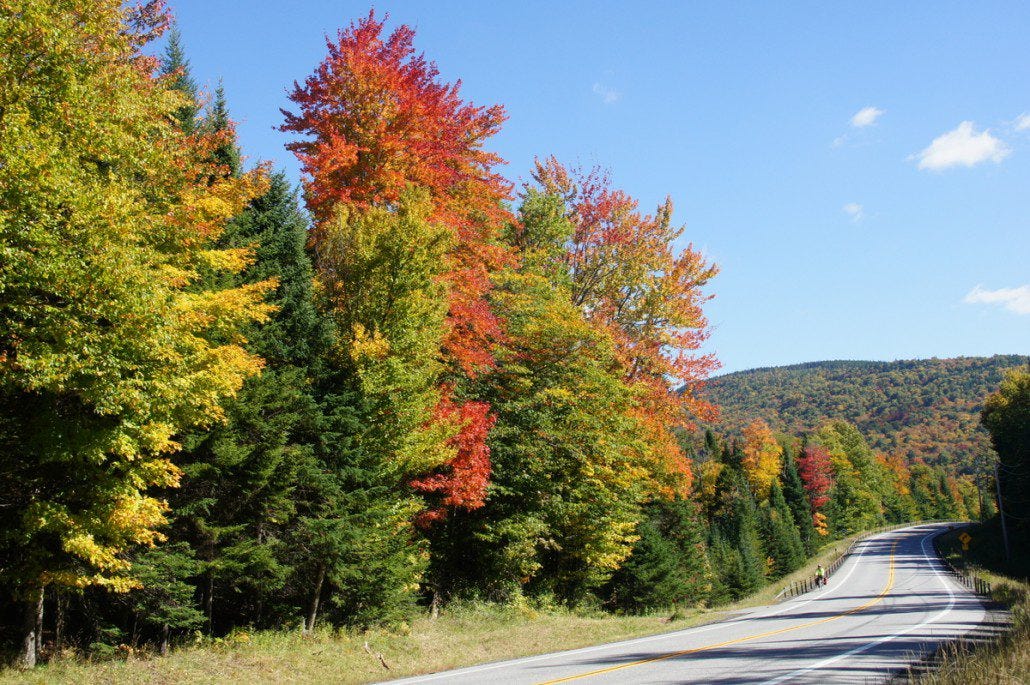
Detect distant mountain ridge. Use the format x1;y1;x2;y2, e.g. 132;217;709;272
701;355;1027;471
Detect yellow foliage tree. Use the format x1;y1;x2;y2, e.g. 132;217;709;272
741;419;783;500
0;0;269;664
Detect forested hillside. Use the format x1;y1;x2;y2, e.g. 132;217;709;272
703;356;1027;471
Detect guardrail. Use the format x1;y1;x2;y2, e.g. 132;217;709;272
933;533;994;598
777;520;949;601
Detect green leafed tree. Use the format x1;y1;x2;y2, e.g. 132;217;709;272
981;366;1030;543
435;189;650;604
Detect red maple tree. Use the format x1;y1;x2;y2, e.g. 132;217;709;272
281;10;512;375
281;11;512;516
797;445;835;512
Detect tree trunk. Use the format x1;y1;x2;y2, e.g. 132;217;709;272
305;563;326;634
18;589;43;669
205;572;214;635
54;591;65;653
130;611;139;648
160;624;170;656
430;588;440;620
34;586;44;658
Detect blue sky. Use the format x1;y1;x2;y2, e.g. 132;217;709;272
167;1;1029;375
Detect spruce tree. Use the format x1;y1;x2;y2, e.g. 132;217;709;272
159;75;325;633
761;483;806;578
780;446;817;554
602;498;712;612
159;26;200;134
204;83;242;178
710;467;765;598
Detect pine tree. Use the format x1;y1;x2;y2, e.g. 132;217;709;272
780;446;817;554
603;498;712;611
761;483;806;578
710;467;764;598
165;101;325;633
160;25;200;134
124;543;204;655
204;84;242;178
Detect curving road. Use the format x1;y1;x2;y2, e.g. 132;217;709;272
387;523;998;684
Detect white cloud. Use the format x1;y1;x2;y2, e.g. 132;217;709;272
842;202;864;222
915;121;1010;171
964;284;1030;315
1016;113;1030;131
592;82;620;104
851;106;884;128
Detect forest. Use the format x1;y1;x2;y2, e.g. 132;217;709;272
0;1;1002;669
703;356;1026;472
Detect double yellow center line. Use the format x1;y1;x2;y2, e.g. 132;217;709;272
538;540;898;684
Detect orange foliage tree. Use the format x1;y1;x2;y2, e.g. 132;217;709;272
281;12;512;517
531;158;719;495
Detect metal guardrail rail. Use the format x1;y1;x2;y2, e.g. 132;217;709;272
933;531;994;598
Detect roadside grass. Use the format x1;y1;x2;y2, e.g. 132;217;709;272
0;528;891;684
0;605;700;685
906;523;1030;685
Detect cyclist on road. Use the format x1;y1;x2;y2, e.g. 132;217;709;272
816;564;827;586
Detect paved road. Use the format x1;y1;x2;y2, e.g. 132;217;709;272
387;523;999;684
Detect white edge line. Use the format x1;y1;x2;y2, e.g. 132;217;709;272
758;528;959;685
384;527;918;684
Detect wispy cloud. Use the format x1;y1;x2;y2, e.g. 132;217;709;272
850;106;884;128
963;284;1030;315
1015;113;1030;131
592;82;620;104
833;106;885;147
842;202;864;223
915;121;1010;171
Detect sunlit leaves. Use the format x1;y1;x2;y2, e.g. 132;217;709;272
0;0;268;595
741;419;782;500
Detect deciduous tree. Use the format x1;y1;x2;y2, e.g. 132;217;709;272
0;0;269;666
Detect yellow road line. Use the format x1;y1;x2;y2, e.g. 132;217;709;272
537;540;899;684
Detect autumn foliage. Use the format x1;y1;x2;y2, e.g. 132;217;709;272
282;12;513;517
281;10;511;376
0;0;269;621
741;419;783;500
3;6;991;664
797;445;835;513
531;158;720;495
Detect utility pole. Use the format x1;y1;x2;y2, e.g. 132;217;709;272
994;462;1011;564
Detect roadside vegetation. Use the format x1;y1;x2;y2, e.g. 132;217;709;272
907;523;1029;685
0;531;872;684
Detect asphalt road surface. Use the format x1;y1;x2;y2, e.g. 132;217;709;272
387;523;997;684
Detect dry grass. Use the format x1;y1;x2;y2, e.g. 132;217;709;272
0;603;721;685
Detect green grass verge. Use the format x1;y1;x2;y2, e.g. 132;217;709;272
0;527;901;684
905;523;1030;684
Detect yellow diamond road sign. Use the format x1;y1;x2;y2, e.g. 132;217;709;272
959;532;972;545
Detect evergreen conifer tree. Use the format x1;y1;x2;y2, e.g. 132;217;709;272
780;446;817;554
159;26;200;134
761;483;806;578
